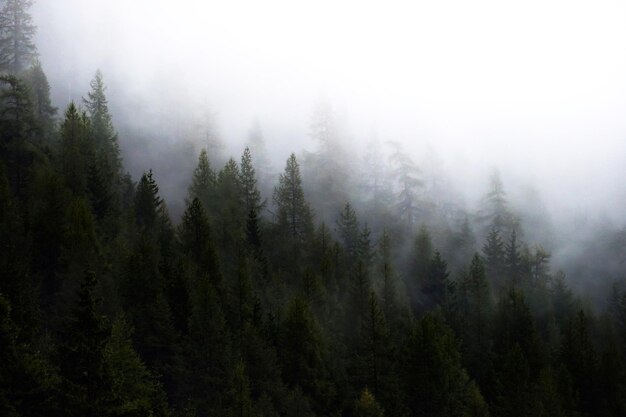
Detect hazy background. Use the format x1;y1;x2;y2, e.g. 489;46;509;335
32;0;626;227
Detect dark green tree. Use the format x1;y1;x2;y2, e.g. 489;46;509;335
188;148;216;213
57;271;112;417
403;312;489;417
273;153;313;241
337;202;360;263
83;70;121;174
23;60;56;134
105;317;170;417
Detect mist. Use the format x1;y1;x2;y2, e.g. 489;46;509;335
33;0;626;295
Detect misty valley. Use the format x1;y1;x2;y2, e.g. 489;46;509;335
2;1;626;417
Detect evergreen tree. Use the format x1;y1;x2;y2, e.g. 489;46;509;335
411;225;433;313
337;202;360;263
482;227;505;290
105;317;170;417
388;141;422;227
23;60;56;134
354;388;384;417
423;250;452;310
280;297;326;404
59;103;92;196
0;74;36;144
188;148;216;213
57;271;112;417
479;170;518;235
457;254;493;388
83;70;121;174
178;197;220;284
0;0;37;74
273;153;313;241
403;312;489;417
504;229;522;286
134;169;164;231
240;146;263;215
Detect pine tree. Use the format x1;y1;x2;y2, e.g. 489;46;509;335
457;254;493;388
82;70;122;180
423;250;452;310
134;169;164;231
337;202;360;263
57;271;112;417
354;388;384;417
482;227;505;289
388;141;422;227
411;225;433;313
403;312;489;417
59;103;92;196
240;146;263;215
505;229;522;286
0;74;36;143
479;170;518;234
188;148;216;213
273;153;313;241
105;317;170;417
23;60;56;134
178;197;220;284
0;0;37;74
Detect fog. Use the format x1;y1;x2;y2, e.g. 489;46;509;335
33;0;626;295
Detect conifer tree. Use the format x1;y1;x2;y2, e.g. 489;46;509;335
178;197;220;283
482;227;505;289
354;388;384;417
337;202;360;263
23;60;56;134
188;148;216;213
273;153;313;241
388;141;422;227
134;169;164;231
457;254;493;388
105;317;170;417
59;103;92;196
83;70;121;174
57;271;112;417
403;312;489;417
0;0;37;74
240;146;263;215
0;74;36;143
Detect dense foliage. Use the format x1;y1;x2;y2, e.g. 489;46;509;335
2;3;626;417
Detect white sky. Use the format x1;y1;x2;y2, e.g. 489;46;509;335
33;0;626;219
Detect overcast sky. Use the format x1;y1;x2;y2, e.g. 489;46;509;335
32;0;626;221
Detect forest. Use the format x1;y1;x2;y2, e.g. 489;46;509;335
2;1;626;416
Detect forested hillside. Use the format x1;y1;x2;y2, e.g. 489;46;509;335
2;1;626;417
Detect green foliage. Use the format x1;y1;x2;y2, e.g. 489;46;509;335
354;388;384;417
273;153;313;241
